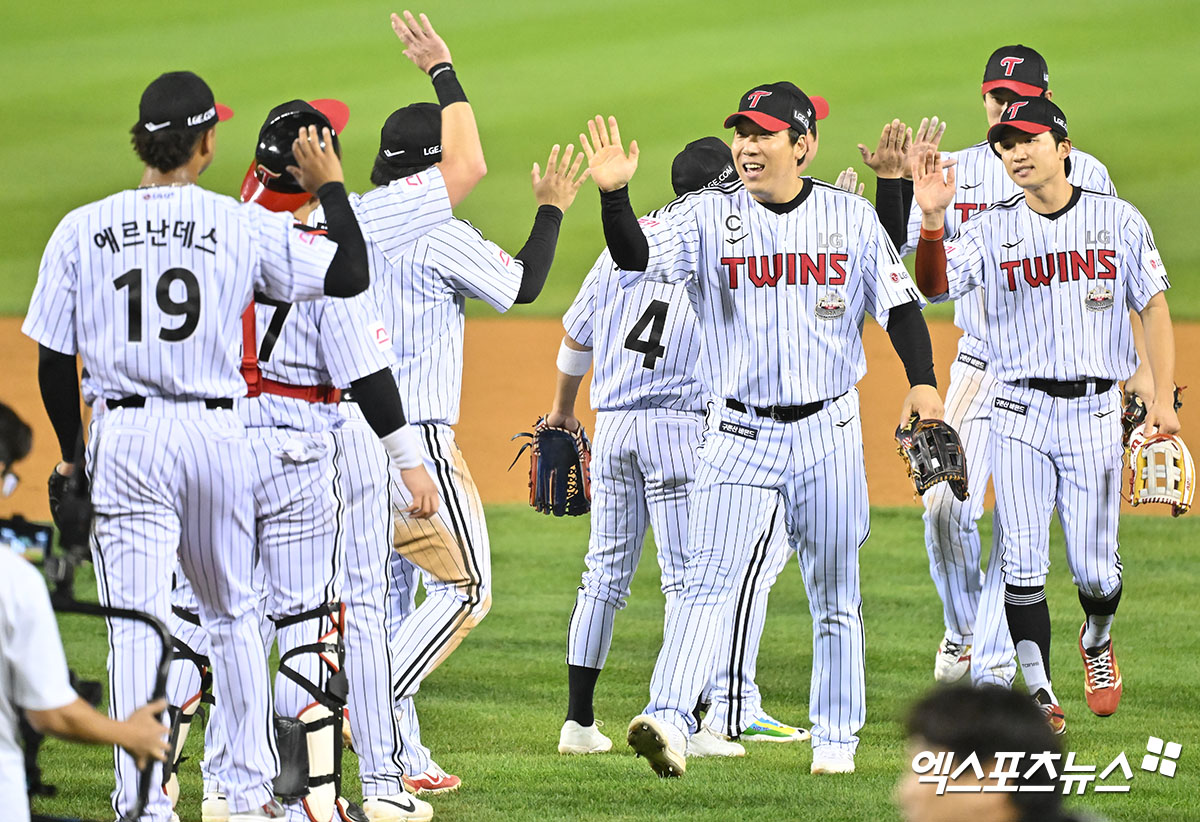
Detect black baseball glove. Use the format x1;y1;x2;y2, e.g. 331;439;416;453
510;417;592;516
896;414;969;502
48;467;93;550
1122;384;1185;449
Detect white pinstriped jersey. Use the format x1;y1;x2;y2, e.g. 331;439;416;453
622;180;921;407
22;185;334;400
368;218;523;425
940;188;1169;382
563;249;704;413
242;290;397;431
903;142;1114;348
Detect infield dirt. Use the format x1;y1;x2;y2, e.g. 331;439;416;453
2;317;1195;522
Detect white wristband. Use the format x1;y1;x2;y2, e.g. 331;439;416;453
557;340;593;376
380;424;423;470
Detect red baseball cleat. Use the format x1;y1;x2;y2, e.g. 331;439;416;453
1079;623;1123;717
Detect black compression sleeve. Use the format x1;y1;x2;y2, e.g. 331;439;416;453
901;179;914;229
886;301;937;388
37;346;82;462
599;187;649;271
875;178;908;252
317;182;369;297
348;368;408;437
513;205;564;304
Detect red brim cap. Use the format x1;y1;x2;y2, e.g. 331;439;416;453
239;159;311;213
217;103;235;121
981;79;1046;98
811;95;830;120
723;110;791;131
308;99;350;134
987;120;1052;145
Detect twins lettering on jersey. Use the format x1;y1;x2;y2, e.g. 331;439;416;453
995;249;1118;291
722;253;849;288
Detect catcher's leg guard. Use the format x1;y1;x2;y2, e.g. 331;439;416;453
273;602;349;822
164;608;214;809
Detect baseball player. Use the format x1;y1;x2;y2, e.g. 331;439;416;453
860;46;1120;688
551;137;807;759
1;550;169;822
164;94;450;822
911;96;1178;732
22;67;371;821
353;96;587;788
581;80;944;777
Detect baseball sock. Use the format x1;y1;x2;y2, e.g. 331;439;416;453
1079;585;1122;652
566;665;601;726
1005;584;1056;703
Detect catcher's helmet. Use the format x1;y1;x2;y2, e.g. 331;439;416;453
240;99;350;213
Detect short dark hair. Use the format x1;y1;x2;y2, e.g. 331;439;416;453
907;686;1087;822
785;123;817;146
130;126;206;173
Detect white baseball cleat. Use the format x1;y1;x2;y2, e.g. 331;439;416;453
933;635;972;683
686;727;746;758
202;791;230;822
627;715;686;778
558;719;613;754
362;792;434;822
811;747;856;775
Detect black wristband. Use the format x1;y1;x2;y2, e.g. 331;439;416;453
429;62;468;106
886;301;937;388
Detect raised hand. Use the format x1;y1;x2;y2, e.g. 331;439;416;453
391;10;452;73
858;119;911;179
902;116;946;180
911;147;957;220
531;143;591;211
287;125;344;193
579;115;639;192
835;167;865;196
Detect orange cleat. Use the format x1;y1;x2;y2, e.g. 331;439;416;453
1079;623;1123;716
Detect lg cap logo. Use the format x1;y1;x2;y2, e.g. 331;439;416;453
746;90;772;109
1000;56;1025;76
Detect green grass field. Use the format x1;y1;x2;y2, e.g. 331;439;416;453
28;505;1200;821
4;0;1200;319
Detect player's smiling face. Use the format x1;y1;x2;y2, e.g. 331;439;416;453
731;118;807;204
994;130;1070;190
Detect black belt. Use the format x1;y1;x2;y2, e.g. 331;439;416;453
726;396;836;423
109;395;234;410
1022;378;1114;399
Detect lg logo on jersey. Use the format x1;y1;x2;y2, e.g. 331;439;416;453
1085;230;1113;246
721;253;848;289
1000;249;1117;291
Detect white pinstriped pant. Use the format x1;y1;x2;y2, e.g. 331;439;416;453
386;423;491;702
920;339;1017;686
644;390;868;755
564;408;791;738
87;402;276;820
990;383;1124;597
332;407;410;795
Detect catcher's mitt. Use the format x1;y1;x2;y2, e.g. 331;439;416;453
896;414;969;502
510;417;592;516
1122;384;1185;448
1129;432;1194;516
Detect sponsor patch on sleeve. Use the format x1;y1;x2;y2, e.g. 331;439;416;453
884;265;911;284
638;217;661;228
368;321;392;352
1143;248;1167;278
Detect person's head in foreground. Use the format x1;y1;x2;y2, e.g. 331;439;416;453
898;685;1096;822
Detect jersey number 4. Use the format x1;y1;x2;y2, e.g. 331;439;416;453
114;267;200;342
624;299;669;370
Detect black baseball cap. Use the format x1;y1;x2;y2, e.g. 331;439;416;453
723;81;830;134
671;137;736;196
986;97;1068;153
240;99;350;213
373;103;442;181
135;71;233;134
981;45;1050;98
